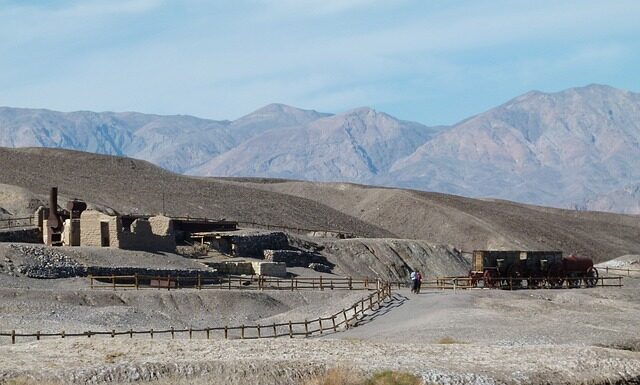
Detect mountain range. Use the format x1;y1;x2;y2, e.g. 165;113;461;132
1;84;639;213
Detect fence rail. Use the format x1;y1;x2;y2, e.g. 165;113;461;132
88;274;380;291
600;266;640;277
1;283;393;344
388;275;623;290
236;221;361;238
0;216;35;229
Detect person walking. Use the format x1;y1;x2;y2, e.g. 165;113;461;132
410;270;417;293
415;271;423;294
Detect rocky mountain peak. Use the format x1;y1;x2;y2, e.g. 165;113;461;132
1;84;640;213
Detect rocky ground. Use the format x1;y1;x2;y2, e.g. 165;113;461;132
0;334;639;385
0;244;638;385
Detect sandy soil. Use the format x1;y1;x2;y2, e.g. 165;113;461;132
1;339;639;385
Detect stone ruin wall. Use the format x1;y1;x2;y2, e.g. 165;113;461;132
80;210;121;248
79;211;175;252
206;261;287;277
251;261;287;277
118;216;176;252
230;232;289;258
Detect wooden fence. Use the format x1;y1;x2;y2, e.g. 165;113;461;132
0;216;35;229
236;221;361;238
88;274;381;291
1;283;393;344
388;275;623;290
600;266;640;277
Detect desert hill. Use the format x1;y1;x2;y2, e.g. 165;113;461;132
0;147;390;238
226;179;640;263
1;147;638;263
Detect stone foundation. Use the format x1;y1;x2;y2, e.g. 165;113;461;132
251;261;287;277
230;232;289;258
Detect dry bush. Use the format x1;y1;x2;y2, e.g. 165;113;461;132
105;351;125;363
435;336;465;344
305;367;366;385
305;368;423;385
365;371;423;385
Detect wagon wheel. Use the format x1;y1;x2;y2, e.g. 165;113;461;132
547;271;564;289
506;265;522;289
585;267;599;288
568;275;581;288
527;277;541;289
483;270;495;288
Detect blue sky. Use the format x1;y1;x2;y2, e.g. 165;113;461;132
1;0;639;125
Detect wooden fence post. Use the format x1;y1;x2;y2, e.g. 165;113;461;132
36;331;40;341
197;273;201;290
228;277;231;290
291;278;294;291
89;274;93;289
319;276;323;291
206;328;210;339
150;329;153;339
129;329;133;338
224;326;228;339
111;330;115;338
189;328;192;339
332;316;337;332
289;321;293;338
304;319;309;337
241;325;245;339
134;273;139;290
273;323;277;337
112;275;116;290
343;309;348;329
348;277;353;290
319;318;323;334
171;327;174;339
11;330;15;344
257;324;261;338
61;331;65;339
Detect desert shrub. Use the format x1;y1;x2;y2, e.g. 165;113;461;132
435;336;465;344
305;368;422;385
365;371;422;385
305;367;366;385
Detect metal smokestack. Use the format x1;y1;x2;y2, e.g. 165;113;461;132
48;187;62;230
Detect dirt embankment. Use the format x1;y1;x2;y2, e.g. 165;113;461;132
317;238;469;281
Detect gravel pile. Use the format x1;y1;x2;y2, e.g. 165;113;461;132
10;245;86;278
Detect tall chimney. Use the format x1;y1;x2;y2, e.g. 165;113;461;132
48;187;62;230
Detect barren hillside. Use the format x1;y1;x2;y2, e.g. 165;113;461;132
1;147;638;263
0;147;391;238
229;180;640;263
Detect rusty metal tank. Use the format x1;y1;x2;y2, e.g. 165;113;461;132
562;254;594;274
